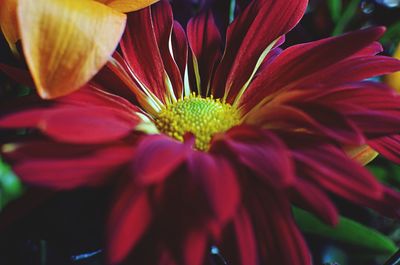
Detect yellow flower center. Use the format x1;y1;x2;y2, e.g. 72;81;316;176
155;95;241;151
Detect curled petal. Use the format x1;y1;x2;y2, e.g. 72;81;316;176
18;0;126;98
344;145;378;166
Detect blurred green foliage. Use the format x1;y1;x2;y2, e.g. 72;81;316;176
294;207;397;256
0;158;24;210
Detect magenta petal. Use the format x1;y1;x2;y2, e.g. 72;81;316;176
289;180;339;226
171;21;188;83
108;190;152;264
233;208;258;265
187;11;222;95
265;197;312;265
249;191;312;265
241;27;386;111
293;143;383;203
133;135;191;185
121;6;168;102
212;0;308;100
187;151;239;224
0;106;139;144
218;126;295;188
369;135;400;164
151;0;183;98
182;230;206;265
13;145;134;189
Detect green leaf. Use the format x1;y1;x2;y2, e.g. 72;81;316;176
381;21;400;47
293;208;397;255
332;0;359;36
0;158;24;210
327;0;342;22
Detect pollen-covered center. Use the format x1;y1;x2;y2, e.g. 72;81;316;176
155;95;241;151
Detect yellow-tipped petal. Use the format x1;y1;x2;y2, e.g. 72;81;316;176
0;0;19;55
345;145;378;166
18;0;126;99
386;43;400;92
96;0;159;13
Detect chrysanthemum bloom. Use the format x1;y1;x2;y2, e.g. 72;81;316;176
2;0;400;264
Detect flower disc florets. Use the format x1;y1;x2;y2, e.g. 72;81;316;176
155;94;240;150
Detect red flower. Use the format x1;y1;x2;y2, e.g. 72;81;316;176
2;0;400;264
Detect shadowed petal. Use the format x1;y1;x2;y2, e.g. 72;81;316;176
187;151;239;224
289;180;339;226
187;11;222;95
171;21;188;84
182;230;206;265
133;135;193;185
215;126;295;188
108;190;152;264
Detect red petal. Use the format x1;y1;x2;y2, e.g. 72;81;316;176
233;208;258;265
212;0;308;100
369;135;400;164
13;145;134;189
171;21;188;83
289;180;339;226
121;6;168;102
0;63;34;87
262;194;311;265
0;105;139;144
241;27;386;112
245;104;364;145
187;11;222;95
151;0;183;98
133;135;192;185
108;190;152;264
182;230;206;265
216;126;295;188
187;151;239;224
59;85;142;115
291;140;383;203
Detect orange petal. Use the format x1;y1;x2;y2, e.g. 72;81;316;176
0;0;19;55
97;0;159;13
17;0;126;99
386;44;400;92
345;145;378;166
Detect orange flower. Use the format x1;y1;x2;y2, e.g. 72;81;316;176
0;0;158;99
